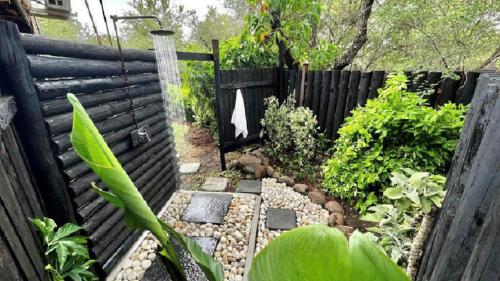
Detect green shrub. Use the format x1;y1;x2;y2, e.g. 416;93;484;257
362;169;446;266
30;217;97;281
260;96;323;180
322;73;467;212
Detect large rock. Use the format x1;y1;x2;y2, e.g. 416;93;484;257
278;175;295;186
293;183;308;193
325;200;344;215
266;166;274;176
251;149;266;160
254;165;267;179
308;191;326;205
272;171;280;178
328;213;344;227
238;154;261;173
226;160;239;170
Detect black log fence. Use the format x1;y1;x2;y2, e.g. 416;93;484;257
0;20;213;277
215;67;480;169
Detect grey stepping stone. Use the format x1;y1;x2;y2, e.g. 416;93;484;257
189;237;218;256
266;208;297;230
236;180;262;195
181;193;233;224
201;177;228;192
180;163;201;174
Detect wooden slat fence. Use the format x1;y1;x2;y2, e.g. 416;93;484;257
0;90;46;280
216;67;279;167
0;21;179;276
285;70;480;140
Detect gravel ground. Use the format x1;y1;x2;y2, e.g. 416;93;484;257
256;178;329;253
110;191;256;281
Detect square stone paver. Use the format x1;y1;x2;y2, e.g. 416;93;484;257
189;237;218;256
236;180;262;195
179;163;200;174
201;177;228;192
266;208;297;230
181;193;233;224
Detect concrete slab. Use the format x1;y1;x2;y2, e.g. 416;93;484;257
181;193;233;224
179;163;200;174
189;237;218;256
236;180;262;195
266;208;297;230
201;177;228;192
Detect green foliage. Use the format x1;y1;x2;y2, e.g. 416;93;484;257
30;217;96;281
362;168;446;266
248;224;409;281
260;96;323;180
322;73;467;212
384;168;446;214
67;94;223;281
220;34;278;69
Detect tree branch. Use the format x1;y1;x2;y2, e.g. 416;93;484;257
333;0;374;70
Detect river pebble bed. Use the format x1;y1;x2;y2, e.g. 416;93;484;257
255;178;330;253
110;191;256;281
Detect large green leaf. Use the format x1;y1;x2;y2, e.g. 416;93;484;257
248;225;409;281
67;94;223;281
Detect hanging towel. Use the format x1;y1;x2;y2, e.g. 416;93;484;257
231;89;248;138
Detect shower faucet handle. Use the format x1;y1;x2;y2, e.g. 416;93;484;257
130;127;151;148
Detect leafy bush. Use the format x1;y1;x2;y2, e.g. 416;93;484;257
362;169;446;266
30;217;97;281
322;73;467;211
260;96;323;180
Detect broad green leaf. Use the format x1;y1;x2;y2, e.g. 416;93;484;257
67;93;168;245
383;187;403;199
349;231;409;281
420;198;433;214
248;225;408;281
55;243;68;271
91;182;124;209
53;223;82;241
248;225;350;281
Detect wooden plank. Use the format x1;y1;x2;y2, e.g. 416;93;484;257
41;82;161;116
21;33;157;62
304;71;315;108
325;71;341;139
455;72;480;105
0;233;24;281
425;72;442;105
28;55;157;79
46;95;163;135
35;73;159;101
311;71;322;115
219;79;278;90
0;96;16;130
0;21;76;224
212;40;226;170
357;72;372;107
417;74;500;281
368;71;385;100
294;70;301;106
331;71;350;140
344;71;361;118
318;71;331;130
175;51;213;62
434;75;461;106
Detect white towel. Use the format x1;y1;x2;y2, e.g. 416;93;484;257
231;89;248;138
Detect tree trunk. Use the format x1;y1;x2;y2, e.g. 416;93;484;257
333;0;374;70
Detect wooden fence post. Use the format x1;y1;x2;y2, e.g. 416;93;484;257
417;73;500;280
212;39;226;170
0;20;76;224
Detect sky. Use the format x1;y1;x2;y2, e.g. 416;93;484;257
70;0;226;34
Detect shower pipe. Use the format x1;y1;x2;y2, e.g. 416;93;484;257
110;14;168;146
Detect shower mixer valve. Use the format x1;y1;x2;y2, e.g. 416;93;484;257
130;127;151;147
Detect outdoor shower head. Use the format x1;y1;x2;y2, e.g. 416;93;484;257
150;29;175;36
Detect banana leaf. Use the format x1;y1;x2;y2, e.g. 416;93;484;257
67;94;223;281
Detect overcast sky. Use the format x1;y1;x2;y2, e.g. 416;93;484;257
71;0;225;33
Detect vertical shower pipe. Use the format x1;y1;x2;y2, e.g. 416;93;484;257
212;39;226;170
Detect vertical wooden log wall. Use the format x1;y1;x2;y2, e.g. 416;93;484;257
417;73;500;281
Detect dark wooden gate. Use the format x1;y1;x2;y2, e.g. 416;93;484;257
0;90;46;280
